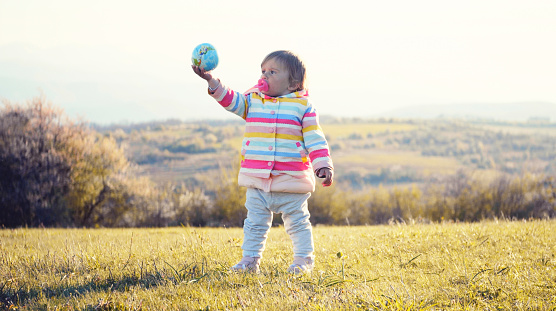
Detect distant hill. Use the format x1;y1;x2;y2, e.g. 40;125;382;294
378;102;556;122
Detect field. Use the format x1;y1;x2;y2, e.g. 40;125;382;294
1;221;555;310
101;118;556;190
320;123;417;139
332;150;461;177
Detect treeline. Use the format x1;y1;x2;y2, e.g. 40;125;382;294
335;120;556;175
398;123;556;174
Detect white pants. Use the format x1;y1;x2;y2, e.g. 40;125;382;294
242;188;314;259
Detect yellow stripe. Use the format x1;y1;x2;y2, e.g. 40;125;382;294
244;132;303;140
283;98;308;105
302;125;321;133
242;101;248;119
277;133;303;140
244;132;274;139
250;93;307;106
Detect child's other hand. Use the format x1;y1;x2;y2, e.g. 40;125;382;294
191;65;213;81
317;168;333;187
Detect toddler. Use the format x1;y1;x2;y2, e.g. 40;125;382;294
192;50;333;274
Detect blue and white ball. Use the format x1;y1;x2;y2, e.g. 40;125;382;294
191;43;219;71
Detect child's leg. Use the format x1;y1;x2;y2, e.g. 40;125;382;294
242;188;273;258
274;192;314;259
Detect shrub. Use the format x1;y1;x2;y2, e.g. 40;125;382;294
0;96;149;227
0;97;75;226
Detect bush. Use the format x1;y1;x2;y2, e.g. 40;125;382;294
207;161;246;227
307;171;555;226
0;97;76;226
0;96;150;227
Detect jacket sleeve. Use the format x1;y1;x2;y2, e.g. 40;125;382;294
209;81;249;120
301;103;334;172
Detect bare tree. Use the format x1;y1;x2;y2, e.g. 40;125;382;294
0;97;73;226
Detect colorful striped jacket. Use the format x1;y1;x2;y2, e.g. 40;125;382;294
209;81;334;193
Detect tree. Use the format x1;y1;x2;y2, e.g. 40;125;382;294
0;97;76;226
0;96;138;227
61;129;130;226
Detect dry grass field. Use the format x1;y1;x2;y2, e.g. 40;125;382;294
332;150;461;177
1;220;555;310
117;119;556;192
321;123;417;139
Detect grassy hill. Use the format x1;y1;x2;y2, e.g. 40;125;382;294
94;117;556;190
83;118;556;226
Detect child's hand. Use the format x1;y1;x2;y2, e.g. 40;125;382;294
317;168;334;187
191;65;213;81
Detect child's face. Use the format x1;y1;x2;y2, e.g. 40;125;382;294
260;58;297;97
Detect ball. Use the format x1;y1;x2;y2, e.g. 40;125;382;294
191;43;219;71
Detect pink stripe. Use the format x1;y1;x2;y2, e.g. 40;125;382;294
276;118;301;126
246;117;275;123
219;89;235;107
302;119;318;127
244;125;302;136
242;160;274;169
274;161;310;171
246;117;301;126
309;149;330;160
245;125;270;133
276;127;302;136
303;112;317;118
242;160;310;171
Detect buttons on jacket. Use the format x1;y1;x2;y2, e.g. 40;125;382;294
268;146;273;151
267;162;273;166
270;111;275;115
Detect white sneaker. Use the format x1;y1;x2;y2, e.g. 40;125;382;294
287;256;314;274
231;256;260;273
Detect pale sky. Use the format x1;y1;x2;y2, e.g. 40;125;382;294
1;0;555;124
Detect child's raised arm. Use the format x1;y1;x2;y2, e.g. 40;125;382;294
191;65;249;119
191;65;220;92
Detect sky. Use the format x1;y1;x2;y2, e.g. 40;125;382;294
1;0;555;125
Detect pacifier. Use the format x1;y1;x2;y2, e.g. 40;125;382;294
256;79;269;92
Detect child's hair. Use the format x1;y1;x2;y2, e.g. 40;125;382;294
261;50;306;92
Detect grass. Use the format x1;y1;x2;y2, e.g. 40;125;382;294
333;150;461;176
1;221;555;310
322;123;417;139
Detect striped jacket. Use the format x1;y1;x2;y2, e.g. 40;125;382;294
209;81;334;193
